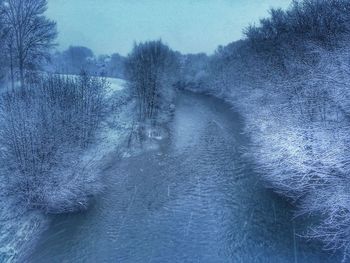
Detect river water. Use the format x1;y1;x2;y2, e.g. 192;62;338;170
28;92;340;262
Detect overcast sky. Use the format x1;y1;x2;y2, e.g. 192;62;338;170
46;0;290;56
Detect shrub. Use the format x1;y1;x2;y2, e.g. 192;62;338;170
0;72;107;212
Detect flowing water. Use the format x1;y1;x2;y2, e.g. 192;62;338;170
29;92;340;262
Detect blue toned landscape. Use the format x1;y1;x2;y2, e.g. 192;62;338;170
0;1;349;262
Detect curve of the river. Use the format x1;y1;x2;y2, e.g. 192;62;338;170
29;92;340;263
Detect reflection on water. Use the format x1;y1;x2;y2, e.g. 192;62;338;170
29;92;340;262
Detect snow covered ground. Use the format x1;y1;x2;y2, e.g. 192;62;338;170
105;77;126;97
0;77;135;262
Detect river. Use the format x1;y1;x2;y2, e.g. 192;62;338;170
28;92;340;262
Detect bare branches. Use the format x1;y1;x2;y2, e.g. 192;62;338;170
0;73;108;212
2;0;57;87
196;0;350;258
125;40;179;123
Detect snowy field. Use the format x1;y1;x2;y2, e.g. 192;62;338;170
106;77;126;96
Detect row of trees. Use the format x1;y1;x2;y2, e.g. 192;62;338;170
48;46;125;78
185;0;350;258
243;0;350;74
0;0;57;88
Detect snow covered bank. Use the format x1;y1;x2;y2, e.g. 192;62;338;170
181;31;350;261
0;77;135;262
189;60;350;258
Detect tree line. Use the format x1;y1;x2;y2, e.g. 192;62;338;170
48;46;125;79
183;0;350;259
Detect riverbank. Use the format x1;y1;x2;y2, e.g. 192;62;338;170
28;91;339;262
0;78;135;262
185;81;347;260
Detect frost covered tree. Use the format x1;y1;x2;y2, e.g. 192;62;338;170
125;40;179;122
2;0;57;87
0;73;107;212
194;0;350;259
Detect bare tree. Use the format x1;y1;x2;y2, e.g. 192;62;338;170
0;1;9;84
3;0;57;87
125;40;179;122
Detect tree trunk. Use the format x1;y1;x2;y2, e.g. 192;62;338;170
9;44;14;91
19;59;25;89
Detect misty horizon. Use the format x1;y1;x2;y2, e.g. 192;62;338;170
47;0;290;56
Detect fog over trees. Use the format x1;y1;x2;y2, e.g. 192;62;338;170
49;46;126;78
